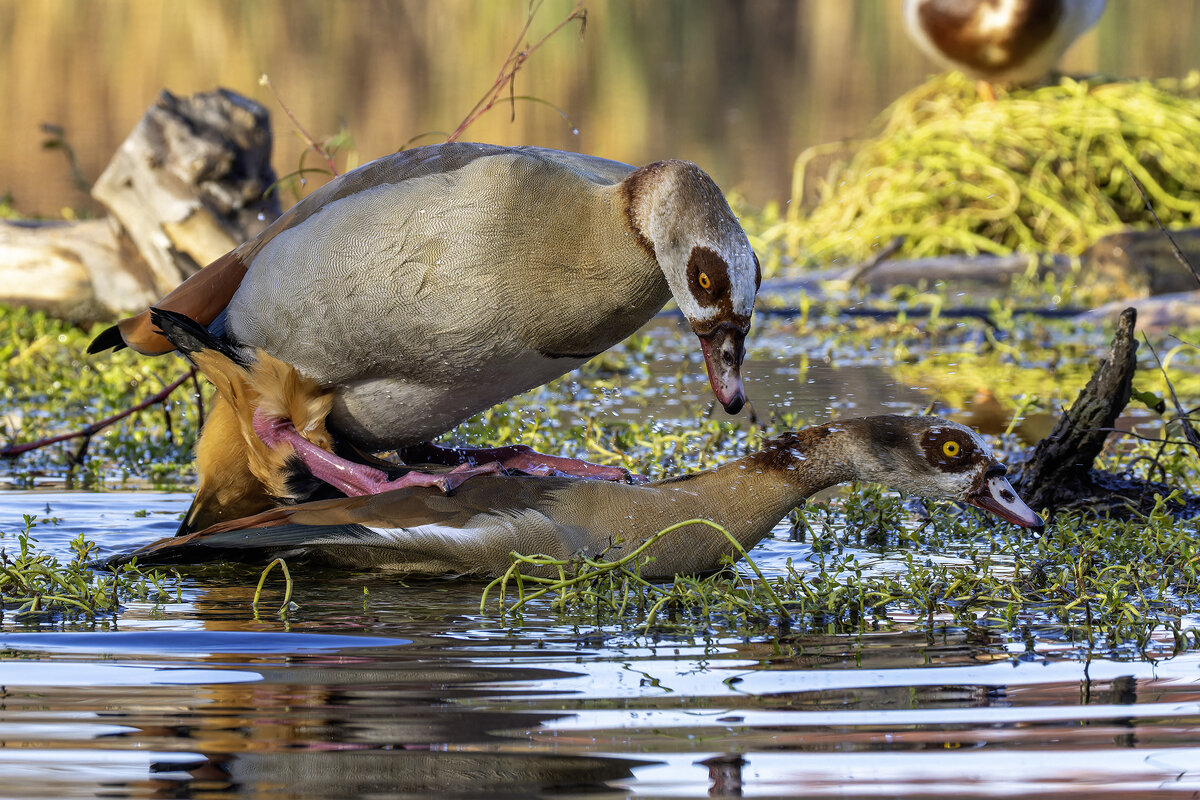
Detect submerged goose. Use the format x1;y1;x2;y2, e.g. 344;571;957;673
116;414;1043;579
903;0;1106;88
90;142;760;450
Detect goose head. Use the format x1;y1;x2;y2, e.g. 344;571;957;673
623;160;760;413
778;415;1043;528
857;416;1042;526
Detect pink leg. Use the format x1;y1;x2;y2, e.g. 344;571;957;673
253;412;504;496
399;442;644;483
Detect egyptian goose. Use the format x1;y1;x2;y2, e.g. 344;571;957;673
903;0;1106;91
115;415;1043;579
89;143;761;453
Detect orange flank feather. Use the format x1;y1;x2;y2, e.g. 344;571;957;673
182;347;334;533
144;305;337;534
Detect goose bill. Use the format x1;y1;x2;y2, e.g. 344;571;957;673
697;324;747;414
968;475;1044;528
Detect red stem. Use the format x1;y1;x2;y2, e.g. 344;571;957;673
447;1;586;142
1;368;197;459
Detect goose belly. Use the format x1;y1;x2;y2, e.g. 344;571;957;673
326;348;588;450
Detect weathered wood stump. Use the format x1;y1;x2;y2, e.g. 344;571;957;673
1013;308;1138;513
91;88;281;296
0;88;279;319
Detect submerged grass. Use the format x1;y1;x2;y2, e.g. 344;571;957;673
772;71;1200;269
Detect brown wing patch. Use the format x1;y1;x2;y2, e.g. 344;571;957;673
114;248;251;355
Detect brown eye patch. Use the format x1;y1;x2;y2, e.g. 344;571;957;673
687;246;731;305
920;428;980;472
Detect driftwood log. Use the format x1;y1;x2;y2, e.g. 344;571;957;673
0;218;137;322
1084;289;1200;331
0;88;279;319
92;88;280;295
1083;227;1200;297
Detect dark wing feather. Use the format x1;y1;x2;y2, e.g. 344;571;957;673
108;474;583;568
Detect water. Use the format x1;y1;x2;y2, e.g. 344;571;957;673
2;490;1200;798
0;311;1193;797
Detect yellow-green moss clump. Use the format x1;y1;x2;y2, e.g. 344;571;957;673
783;71;1200;267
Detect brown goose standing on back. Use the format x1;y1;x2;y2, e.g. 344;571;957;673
116;415;1043;578
904;0;1106;95
90;143;761;532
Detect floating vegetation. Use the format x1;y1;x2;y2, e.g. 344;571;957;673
0;513;178;622
0;305;205;488
781;71;1200;267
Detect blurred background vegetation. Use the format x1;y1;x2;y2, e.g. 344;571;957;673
2;0;1198;218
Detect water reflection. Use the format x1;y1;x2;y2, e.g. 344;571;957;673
3;604;1200;798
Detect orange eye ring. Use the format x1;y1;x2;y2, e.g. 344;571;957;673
942;440;961;458
698;272;712;290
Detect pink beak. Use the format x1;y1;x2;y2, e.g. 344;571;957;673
697;323;747;414
968;473;1044;528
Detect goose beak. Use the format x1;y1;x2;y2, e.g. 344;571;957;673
967;471;1044;529
697;323;747;414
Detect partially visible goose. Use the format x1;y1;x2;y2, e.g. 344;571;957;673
903;0;1106;89
89;143;761;455
152;308;519;533
116;415;1043;578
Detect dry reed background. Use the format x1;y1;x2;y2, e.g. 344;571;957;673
0;0;1197;217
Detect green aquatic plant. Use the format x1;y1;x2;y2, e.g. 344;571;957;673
781;71;1200;267
0;305;205;488
0;514;178;621
482;477;1200;659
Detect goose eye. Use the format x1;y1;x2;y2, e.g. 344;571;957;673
942;440;961;458
698;272;712;290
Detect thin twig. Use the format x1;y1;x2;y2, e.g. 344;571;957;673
844;236;905;286
1124;166;1200;289
446;0;587;142
1141;334;1200;455
259;74;339;177
0;368;197;458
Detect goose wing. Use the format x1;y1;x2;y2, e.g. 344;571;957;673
89;143;636;357
112;475;590;576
